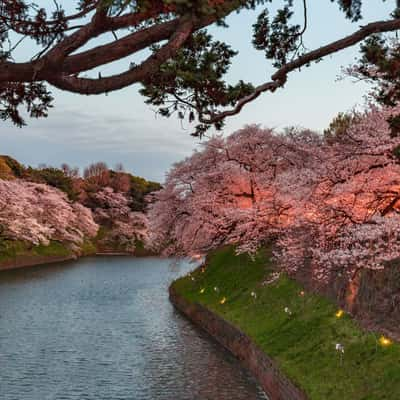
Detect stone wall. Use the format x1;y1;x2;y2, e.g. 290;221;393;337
0;254;77;272
293;257;400;339
348;261;400;340
169;286;308;400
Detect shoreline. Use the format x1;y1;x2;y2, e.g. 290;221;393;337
170;247;400;399
0;248;156;273
0;253;78;272
169;285;307;400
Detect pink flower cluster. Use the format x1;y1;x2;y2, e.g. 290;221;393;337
92;188;149;251
0;179;98;247
149;105;400;284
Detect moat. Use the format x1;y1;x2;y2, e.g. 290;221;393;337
0;257;267;400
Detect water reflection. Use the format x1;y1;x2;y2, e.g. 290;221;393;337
0;257;267;400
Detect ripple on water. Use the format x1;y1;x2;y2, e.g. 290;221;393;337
0;257;268;400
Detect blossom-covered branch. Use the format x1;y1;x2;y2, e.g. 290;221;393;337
0;179;98;247
148;104;400;290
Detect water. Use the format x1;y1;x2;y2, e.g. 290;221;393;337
0;257;268;400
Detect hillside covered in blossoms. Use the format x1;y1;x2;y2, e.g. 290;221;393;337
0;157;161;265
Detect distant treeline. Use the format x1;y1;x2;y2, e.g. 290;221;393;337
0;156;161;212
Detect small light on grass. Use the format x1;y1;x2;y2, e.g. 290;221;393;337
335;343;344;353
214;286;219;293
284;307;292;316
220;297;226;305
379;336;392;347
251;291;257;299
199;288;205;294
335;309;344;318
299;291;305;297
335;343;345;364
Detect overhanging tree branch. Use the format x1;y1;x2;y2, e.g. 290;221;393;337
1;1;400;131
48;16;195;94
201;17;400;126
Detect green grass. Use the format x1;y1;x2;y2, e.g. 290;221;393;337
0;240;73;263
93;226;111;243
80;239;97;256
33;241;72;257
172;247;400;400
0;240;26;262
0;230;156;265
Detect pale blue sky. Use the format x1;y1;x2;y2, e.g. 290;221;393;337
0;1;395;181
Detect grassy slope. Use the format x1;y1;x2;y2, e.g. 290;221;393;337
0;240;73;263
172;247;400;400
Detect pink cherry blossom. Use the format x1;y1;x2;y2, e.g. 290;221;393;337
149;105;400;290
0;179;98;247
91;187;149;251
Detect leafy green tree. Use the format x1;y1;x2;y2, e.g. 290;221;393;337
0;155;25;178
323;111;360;144
129;176;162;211
2;1;400;135
25;167;78;201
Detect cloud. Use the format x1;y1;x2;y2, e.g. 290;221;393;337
0;107;199;182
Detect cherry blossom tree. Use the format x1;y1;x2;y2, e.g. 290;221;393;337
148;125;322;255
0;179;98;248
91;187;149;251
274;104;400;300
149;106;400;300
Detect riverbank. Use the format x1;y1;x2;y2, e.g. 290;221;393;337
0;239;155;271
170;247;400;400
170;286;307;400
0;241;77;271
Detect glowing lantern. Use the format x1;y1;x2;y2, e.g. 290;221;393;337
379;336;392;347
200;288;205;294
220;297;227;305
299;291;305;297
335;309;344;318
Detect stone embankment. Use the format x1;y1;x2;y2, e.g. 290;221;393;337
169;286;308;400
0;254;77;271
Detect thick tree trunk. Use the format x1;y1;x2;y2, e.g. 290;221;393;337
346;269;362;313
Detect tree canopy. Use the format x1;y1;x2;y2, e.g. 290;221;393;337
2;0;400;135
148;105;400;288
